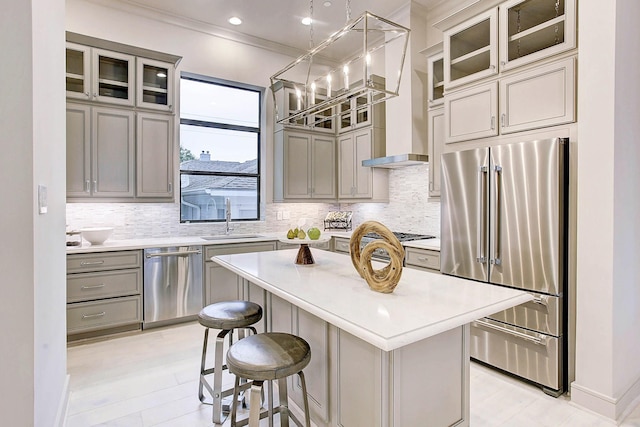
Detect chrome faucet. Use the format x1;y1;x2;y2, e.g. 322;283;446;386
225;198;233;234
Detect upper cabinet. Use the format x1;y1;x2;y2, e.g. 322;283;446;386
444;9;498;89
427;50;445;108
137;58;174;112
499;0;576;71
66;40;176;111
66;43;135;106
92;48;136;106
272;82;335;133
441;0;576;90
65;34;181;202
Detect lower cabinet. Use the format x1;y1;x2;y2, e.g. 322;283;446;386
204;242;276;306
332;237;350;254
66;250;142;339
404;247;441;273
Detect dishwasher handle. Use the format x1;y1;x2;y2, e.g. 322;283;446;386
145;249;202;259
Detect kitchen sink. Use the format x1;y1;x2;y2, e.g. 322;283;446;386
201;234;265;240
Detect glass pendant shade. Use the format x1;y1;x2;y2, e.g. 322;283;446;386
270;11;410;127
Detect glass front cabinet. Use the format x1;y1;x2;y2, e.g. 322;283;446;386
499;0;576;71
66;42;174;110
444;9;498;89
137;58;174;111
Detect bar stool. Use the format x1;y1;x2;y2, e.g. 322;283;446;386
227;332;311;427
198;300;263;424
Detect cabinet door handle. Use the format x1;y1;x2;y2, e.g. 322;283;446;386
168;182;172;193
490;116;495;130
500;114;506;128
490;64;496;71
93;181;97;193
82;311;106;319
80;260;105;266
84;91;90;98
81;284;105;290
85;180;90;193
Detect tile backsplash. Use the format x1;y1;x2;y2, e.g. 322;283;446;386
66;164;440;239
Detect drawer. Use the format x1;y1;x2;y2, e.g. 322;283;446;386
333;238;350;254
67;296;142;334
205;242;276;261
67;269;141;303
486;292;561;336
404;248;440;271
67;250;142;273
470;318;561;391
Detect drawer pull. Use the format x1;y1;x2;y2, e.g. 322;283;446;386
417;256;430;262
80;260;105;266
81;284;105;290
473;319;547;346
82;311;106;319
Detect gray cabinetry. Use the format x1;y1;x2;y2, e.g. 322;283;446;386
404;247;441;272
274;129;336;201
428;107;445;198
66;103;135;199
136;112;174;198
337;127;388;201
332;237;350;254
66;251;142;339
204;242;276;306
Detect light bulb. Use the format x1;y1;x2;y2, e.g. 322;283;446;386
302;17;312;25
228;16;242;25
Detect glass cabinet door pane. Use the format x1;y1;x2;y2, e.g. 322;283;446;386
355;96;369;125
142;64;169;105
66;48;85;93
98;55;130;99
506;0;566;61
433;58;444;101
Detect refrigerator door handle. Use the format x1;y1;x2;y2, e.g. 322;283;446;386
492;165;503;266
476;165;488;263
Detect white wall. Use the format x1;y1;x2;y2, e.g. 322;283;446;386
572;0;640;421
0;0;68;425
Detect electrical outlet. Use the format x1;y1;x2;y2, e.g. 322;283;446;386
276;211;283;220
282;210;290;220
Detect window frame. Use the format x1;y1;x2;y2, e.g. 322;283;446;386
179;72;263;223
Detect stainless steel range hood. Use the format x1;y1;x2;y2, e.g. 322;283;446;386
362;153;429;168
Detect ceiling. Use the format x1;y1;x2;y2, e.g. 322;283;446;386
121;0;443;54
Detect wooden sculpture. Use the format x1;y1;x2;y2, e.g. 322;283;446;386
350;221;405;293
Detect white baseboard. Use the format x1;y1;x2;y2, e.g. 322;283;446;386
571;375;640;423
55;374;70;427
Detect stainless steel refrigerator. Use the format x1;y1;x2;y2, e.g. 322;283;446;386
440;137;569;396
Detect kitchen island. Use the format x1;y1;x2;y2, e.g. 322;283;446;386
212;249;532;427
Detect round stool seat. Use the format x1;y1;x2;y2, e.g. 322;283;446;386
198;300;262;330
227;332;311;381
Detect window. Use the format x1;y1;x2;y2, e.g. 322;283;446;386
179;73;262;222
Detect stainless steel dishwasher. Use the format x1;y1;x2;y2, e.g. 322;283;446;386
143;246;203;329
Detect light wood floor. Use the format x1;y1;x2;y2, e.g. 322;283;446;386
66;322;640;426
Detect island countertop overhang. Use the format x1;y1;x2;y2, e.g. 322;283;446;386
212;249;532;351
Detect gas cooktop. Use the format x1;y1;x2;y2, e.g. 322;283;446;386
363;232;436;242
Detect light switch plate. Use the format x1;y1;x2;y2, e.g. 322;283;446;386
38;185;48;214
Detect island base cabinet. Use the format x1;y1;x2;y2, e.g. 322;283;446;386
332;326;469;427
392;326;469;427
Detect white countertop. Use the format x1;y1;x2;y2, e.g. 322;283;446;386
212;249;530;351
66;231;441;253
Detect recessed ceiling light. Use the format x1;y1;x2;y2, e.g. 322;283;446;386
301;17;312;25
323;0;332;6
228;16;242;25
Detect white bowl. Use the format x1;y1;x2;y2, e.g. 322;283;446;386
81;227;114;245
